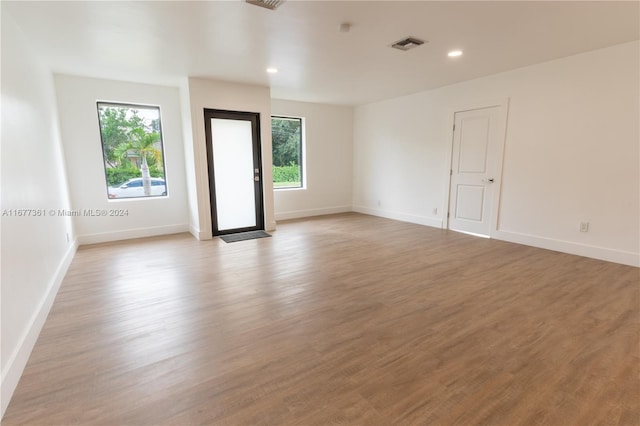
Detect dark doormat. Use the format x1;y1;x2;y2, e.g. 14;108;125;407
220;230;271;243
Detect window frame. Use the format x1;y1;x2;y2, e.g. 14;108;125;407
96;101;169;201
271;115;305;191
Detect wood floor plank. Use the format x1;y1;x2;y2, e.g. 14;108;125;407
3;213;638;425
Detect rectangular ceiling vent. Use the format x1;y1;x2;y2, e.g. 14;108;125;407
246;0;284;10
391;37;426;51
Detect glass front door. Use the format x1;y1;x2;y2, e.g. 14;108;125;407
204;110;264;235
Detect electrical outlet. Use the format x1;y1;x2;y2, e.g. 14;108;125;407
580;222;589;233
377;200;381;207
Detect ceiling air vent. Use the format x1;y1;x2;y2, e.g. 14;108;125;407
246;0;284;10
391;37;426;51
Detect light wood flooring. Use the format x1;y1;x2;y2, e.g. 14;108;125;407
3;213;639;425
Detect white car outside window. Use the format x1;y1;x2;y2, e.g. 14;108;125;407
108;178;167;199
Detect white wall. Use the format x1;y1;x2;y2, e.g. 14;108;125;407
354;41;639;266
186;78;275;238
271;99;353;220
1;13;76;417
54;75;190;244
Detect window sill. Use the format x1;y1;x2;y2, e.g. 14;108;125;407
107;195;169;202
274;186;306;192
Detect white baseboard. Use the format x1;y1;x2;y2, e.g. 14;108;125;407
352;205;444;229
352;205;637;267
266;220;277;232
493;230;640;267
189;224;200;240
275;205;352;221
189;224;212;241
1;239;78;418
77;224;190;245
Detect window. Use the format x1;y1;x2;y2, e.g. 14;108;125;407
97;102;167;199
271;116;304;189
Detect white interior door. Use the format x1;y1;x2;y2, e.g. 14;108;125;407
448;106;501;236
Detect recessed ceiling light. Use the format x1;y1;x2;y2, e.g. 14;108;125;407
266;67;278;73
448;50;463;58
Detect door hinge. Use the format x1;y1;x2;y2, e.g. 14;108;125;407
447;212;450;218
450;169;453;176
453;123;456;131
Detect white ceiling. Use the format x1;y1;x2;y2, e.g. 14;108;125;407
3;1;639;105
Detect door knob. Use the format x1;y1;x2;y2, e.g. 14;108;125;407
482;178;494;183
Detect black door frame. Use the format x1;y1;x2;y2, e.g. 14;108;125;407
204;108;265;236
